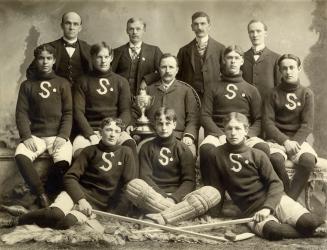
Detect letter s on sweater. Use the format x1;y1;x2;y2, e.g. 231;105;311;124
38;81;52;98
96;78;110;95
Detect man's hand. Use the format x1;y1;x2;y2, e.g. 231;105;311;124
254;208;271;222
182;136;194;146
218;135;227;144
53;137;66;152
284;139;301;155
89;134;99;145
78;198;93;216
23;137;37;152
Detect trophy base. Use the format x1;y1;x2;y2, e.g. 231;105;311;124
133;121;155;136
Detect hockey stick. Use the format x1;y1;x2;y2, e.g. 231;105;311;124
92;209;228;242
134;217;254;234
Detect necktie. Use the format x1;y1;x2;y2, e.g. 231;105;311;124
196;41;208;57
253;49;263;56
64;42;77;48
130;46;139;60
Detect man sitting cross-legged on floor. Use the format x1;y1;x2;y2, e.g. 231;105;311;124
126;107;220;225
0;117;137;229
208;112;326;240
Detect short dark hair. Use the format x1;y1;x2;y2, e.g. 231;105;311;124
247;19;268;31
154;107;177;123
159;53;179;67
34;44;56;58
100;117;125;131
126;17;146;29
223;112;249;129
90;42;113;57
223;45;244;58
61;12;82;25
277;54;301;68
192;11;210;23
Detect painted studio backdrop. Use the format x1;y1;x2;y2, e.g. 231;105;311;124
0;0;326;157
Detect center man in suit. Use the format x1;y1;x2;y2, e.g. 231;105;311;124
176;11;225;101
26;12;92;86
111;17;163;96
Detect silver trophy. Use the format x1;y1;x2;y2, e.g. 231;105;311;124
134;87;155;135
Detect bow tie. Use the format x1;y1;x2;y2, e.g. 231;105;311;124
64;42;77;48
130;46;140;51
253;49;263;56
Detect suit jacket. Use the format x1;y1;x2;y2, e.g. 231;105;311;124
26;38;92;82
242;47;281;99
176;37;225;98
111;42;162;95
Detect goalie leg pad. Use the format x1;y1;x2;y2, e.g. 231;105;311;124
160;186;221;224
125;179;173;213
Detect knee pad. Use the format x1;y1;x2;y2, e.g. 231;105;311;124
55;214;78;230
262;221;284;241
160;186;221;224
298;153;316;173
125;179;172;213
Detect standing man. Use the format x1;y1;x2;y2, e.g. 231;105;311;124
177;11;225;100
111;17;163;96
242;20;280;99
26;11;92;86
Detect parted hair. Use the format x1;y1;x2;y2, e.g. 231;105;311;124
90;42;113;57
192;11;210;23
100;117;125;131
277;54;301;68
127;17;146;29
154;107;177;122
34;44;56;58
223;112;249;129
223;45;244;58
247;19;268;31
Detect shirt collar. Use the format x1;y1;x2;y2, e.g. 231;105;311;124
161;79;175;89
129;41;142;49
62;37;78;44
195;35;209;45
252;44;265;53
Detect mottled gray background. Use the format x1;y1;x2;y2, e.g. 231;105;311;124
0;0;326;157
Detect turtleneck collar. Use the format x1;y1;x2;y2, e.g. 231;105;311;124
221;70;243;83
155;133;176;147
36;71;57;80
91;69;113;78
280;79;300;92
224;139;248;153
97;140;120;153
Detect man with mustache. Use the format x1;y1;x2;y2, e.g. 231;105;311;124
176;11;225;101
111;17;163;96
130;54;200;156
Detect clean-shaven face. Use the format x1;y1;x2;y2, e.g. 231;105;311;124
248;22;267;46
224;51;244;75
155;115;176;138
92;48;113;73
36;50;56;74
279;58;301;84
61;12;82;40
100;122;122;146
225;118;248;145
191;16;211;38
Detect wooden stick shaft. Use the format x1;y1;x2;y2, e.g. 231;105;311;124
93;209;227;242
135;217;254;234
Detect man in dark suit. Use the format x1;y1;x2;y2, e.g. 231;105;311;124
242;20;281;99
26;12;92;86
176;11;225;100
111;17;162;96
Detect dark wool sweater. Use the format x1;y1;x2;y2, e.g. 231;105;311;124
263;79;314;145
64;141;137;208
201;71;262;137
210;141;283;216
139;134;195;202
16;71;72;141
74;70;131;137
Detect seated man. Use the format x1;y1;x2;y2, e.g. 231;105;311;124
0;117;137;229
73;42;137;163
200;45;270;184
208;112;325;240
126;107;220;225
130;53;200;156
15;44;73;208
263;54;317;200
